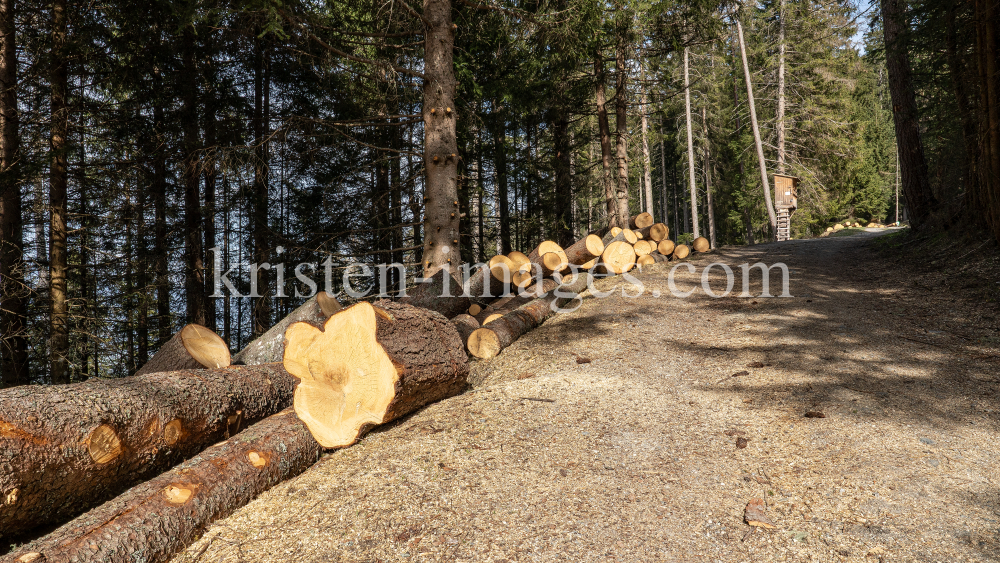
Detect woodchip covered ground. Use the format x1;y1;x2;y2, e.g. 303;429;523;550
173;229;1000;562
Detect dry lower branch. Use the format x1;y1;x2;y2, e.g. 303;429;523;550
0;364;297;541
6;409;322;563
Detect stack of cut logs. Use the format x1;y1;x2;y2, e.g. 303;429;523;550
0;212;709;563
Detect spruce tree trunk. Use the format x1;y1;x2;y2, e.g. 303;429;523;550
0;0;28;388
640;80;654;219
684;47;700;239
0;364;298;540
594;51;617;228
613;36;631;228
421;0;461;276
251;35;271;337
553;112;573;247
182;24;206;327
49;0;70;384
152;63;171;346
702;106;717;249
203;57;218;332
776;0;787;174
880;0;938;226
493;115;511;254
974;0;1000;239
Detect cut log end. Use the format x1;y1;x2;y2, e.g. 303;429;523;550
674;244;691;259
507;251;530;270
483;313;503;325
600;240;637;274
284;303;397;448
468;304;482;316
621;229;639;244
637;255;656;267
630;212;654;229
657;239;676;256
693;237;710;252
180;324;231;370
468;328;501;359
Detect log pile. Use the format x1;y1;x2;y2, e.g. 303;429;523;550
1;214;710;561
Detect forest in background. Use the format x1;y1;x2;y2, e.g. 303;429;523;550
0;0;997;385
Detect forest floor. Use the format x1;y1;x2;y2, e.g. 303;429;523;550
172;229;1000;563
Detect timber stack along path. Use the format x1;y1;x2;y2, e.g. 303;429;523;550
173;230;1000;563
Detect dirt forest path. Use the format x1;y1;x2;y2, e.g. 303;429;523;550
173;230;1000;563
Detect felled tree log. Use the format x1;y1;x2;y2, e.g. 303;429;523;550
466;272;592;360
629;212;654;229
233;292;341;365
633;240;654;256
451;314;480;353
657;239;676;256
674;244;691;259
0;364;297;541
6;409;322;563
507;251;530;271
650;251;670;263
636;254;656;267
283;300;468;449
399;267;471;318
563;234;605;265
597;240;637;274
527;241;568;276
693;236;711;252
600;226;622;245
462;255;515;305
135;324;230;376
639;223;669;241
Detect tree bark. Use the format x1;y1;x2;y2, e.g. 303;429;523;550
284;301;469;449
640;78;654;218
6;409;322;563
684;47;700;239
0;0;28;387
233;292;341;365
399;266;471;318
152;64;171;346
563;234;605;265
880;0;938;226
701;106;717;249
182;24;206;327
974;0;1000;239
776;0;787;175
735;18;778;235
0;364;297;540
48;0;69;384
594;51;617;229
466;272;591;360
553;111;573;247
613;35;631;228
252;34;271;337
493;114;511;254
421;0;461;276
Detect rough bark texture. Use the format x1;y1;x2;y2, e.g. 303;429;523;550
0;364;297;540
467;273;591;360
233;293;339;365
880;0;938;226
0;0;28;387
594;52;617;229
49;0;69;383
613;36;631;229
462;257;513;306
400;267;471;318
135;324;230;376
451;313;480;353
371;300;469;423
421;0;461;275
181;25;205;327
5;409;322;563
684;47;700;239
563;234;605;266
